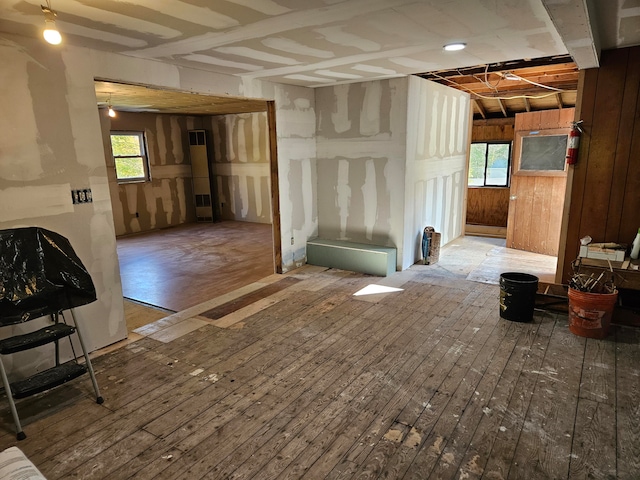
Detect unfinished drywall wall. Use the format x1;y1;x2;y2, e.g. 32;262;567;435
0;35;127;377
0;32;317;378
201;112;272;224
100;111;197;236
404;76;470;267
315;79;408;268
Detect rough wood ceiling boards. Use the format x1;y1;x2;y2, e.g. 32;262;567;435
94;80;267;116
420;55;579;120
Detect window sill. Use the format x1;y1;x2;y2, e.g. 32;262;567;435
117;179;149;185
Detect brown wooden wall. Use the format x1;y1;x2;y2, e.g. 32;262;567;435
472;120;515;142
466;188;510;226
466;120;514;227
561;46;640;281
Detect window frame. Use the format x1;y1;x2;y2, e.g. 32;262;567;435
110;131;151;184
468;141;512;188
513;128;569;177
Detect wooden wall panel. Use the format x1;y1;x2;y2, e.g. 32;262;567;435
609;48;640;241
561;47;640;282
472;121;515;142
466;188;510;226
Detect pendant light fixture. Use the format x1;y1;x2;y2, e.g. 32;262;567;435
107;95;116;118
42;1;62;45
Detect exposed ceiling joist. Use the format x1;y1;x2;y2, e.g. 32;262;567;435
473;99;487;120
496;98;508;118
421;56;578;120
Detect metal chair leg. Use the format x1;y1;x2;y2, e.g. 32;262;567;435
0;357;26;440
68;309;104;404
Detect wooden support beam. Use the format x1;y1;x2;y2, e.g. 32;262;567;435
473;99;486;120
555;93;564;109
473;117;516;127
524;97;531;112
496;98;508;117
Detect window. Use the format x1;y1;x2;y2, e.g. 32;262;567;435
468;142;511;187
110;132;149;182
514;129;569;176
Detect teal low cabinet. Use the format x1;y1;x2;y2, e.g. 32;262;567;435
306;239;397;277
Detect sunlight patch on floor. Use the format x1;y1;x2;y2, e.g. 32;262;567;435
354;284;404;296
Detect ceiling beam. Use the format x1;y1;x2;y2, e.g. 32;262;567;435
465;83;577;99
473;99;487;120
496;98;508;118
555;93;564;109
540;0;600;69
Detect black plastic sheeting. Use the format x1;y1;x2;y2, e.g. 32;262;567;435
0;227;96;326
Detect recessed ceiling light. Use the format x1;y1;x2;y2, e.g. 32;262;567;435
443;43;466;52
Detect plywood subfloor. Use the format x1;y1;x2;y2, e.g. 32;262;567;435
1;265;636;480
116;221;274;312
123;300;173;332
434;235;557;285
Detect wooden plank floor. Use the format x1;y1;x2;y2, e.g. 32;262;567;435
116;221;275;312
1;264;637;479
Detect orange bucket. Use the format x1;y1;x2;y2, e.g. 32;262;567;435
567;288;618;338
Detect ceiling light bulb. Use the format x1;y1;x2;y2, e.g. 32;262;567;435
42;6;62;45
443;43;466;51
108;106;116;117
43;24;62;45
504;72;521;81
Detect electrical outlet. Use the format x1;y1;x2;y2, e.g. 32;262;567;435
71;189;93;204
291;236;294;245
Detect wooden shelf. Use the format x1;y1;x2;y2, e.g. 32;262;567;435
577;257;640;290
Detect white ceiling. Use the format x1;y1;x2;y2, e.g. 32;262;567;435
0;0;637;88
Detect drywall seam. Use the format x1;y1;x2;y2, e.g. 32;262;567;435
362;159;377;240
0;185;74;222
360;81;382;136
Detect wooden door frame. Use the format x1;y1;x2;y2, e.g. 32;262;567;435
267;101;283;274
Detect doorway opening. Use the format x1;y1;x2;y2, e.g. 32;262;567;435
95;80;281;332
420;58;579;286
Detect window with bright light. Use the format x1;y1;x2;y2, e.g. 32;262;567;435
110;132;150;183
468;142;511;187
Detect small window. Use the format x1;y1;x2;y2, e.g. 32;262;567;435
110;132;150;182
468;142;511;187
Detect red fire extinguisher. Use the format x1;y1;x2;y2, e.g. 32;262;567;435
566;120;583;165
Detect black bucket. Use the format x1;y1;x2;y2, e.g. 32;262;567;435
499;272;539;322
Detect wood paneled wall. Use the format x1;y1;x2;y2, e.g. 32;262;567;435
466;119;514;227
472;120;515;142
466;188;510;226
561;46;640;281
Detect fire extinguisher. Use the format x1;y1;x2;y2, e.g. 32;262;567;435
566;120;583;165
